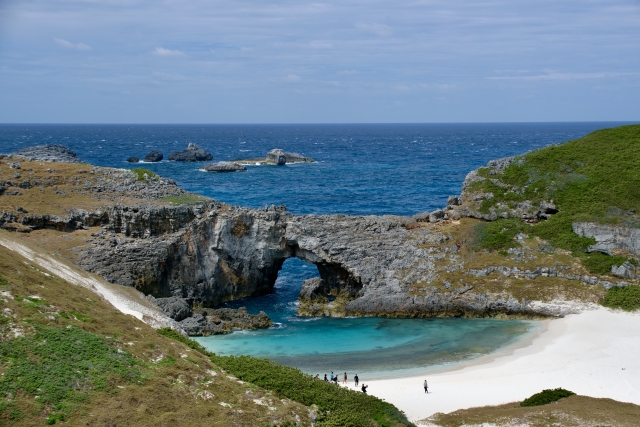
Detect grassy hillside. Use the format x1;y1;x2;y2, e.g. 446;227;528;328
427;393;640;427
0;240;411;427
468;124;640;273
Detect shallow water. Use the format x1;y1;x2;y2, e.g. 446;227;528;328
195;259;537;378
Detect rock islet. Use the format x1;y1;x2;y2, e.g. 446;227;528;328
168;143;213;162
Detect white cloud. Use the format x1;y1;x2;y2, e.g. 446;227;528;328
487;72;636;81
54;38;92;51
153;47;185;57
284;74;301;82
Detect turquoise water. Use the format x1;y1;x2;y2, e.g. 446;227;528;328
195;259;537;378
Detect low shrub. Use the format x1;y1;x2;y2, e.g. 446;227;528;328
520;388;576;407
472;218;529;252
581;252;630;276
602;286;640;311
157;328;414;427
131;167;156;182
0;326;141;422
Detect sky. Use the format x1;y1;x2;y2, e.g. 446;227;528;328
0;0;639;123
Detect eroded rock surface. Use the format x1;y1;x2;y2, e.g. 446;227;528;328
168;143;213;162
179;307;272;335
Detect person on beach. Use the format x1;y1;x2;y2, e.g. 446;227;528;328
324;374;328;382
332;376;339;385
343;372;347;384
361;384;368;393
354;374;359;387
330;371;334;381
314;374;319;380
423;379;428;394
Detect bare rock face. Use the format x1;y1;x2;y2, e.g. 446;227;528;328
179;307;272;335
150;296;192;321
203;162;247;173
144;150;163;162
169;143;213;162
266;149;287;165
573;222;640;256
11;144;81;163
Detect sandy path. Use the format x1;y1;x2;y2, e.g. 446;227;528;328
0;231;177;330
351;308;640;423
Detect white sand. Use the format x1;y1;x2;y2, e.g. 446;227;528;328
352;308;640;423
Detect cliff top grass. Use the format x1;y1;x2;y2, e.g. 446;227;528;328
427;394;640;427
0;158;201;218
468;124;640;253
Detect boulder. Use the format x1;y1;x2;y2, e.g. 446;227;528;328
429;209;446;223
144;150;163;162
150;296;192;321
447;195;460;206
203;162;247;173
127;157;139;163
179;307;273;335
266;149;287;165
611;261;636;280
168;143;213;162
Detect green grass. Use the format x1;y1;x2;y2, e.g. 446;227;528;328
131;167;157;182
162;194;206;205
0;326;141;423
520;388;576;407
602;286;640;311
472;218;529;251
157;328;413;427
470;125;640;268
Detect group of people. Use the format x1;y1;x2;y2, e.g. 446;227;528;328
314;371;368;393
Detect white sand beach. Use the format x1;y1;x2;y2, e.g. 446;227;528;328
355;307;640;423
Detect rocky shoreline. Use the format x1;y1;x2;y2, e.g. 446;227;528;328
1;143;637;334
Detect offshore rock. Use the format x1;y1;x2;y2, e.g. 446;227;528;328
11;144;81;163
169;143;213;162
144;150;163;162
203;162;247;173
266;149;287;165
127;157;139;163
179;307;272;336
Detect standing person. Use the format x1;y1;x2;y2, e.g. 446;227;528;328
354;374;359;387
423;379;429;394
324;374;328;382
330;371;334;381
343;372;347;384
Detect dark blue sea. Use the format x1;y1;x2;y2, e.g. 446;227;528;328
1;122;630;377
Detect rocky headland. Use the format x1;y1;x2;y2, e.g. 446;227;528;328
2;126;639;334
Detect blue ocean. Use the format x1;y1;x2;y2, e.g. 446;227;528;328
0;122;629;377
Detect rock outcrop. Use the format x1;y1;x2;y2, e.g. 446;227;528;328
11;144;81;163
266;149;287;165
573;222;640;256
169;143;213;162
127;157;139;163
144;150;163;162
179;307;272;335
203;162;247;173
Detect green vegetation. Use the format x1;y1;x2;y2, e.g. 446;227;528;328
469;125;640;275
0;326;140;423
471;125;640;250
520;388;576;407
131;167;157;182
157;328;413;427
602;286;640;311
162;194;207;205
472;218;529;251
